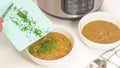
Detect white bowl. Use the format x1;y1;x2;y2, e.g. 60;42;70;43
78;12;120;51
26;25;75;66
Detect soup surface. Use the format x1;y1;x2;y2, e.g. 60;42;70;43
82;20;120;44
28;32;72;60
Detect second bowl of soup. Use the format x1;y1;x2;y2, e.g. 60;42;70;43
78;12;120;50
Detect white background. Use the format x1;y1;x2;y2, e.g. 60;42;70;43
0;0;120;68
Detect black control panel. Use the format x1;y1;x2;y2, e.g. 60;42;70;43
62;0;94;15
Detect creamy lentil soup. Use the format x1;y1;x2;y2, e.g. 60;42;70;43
28;32;72;60
82;20;120;44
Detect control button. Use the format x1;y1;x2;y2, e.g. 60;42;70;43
87;0;94;11
81;0;86;2
88;0;94;5
88;5;93;10
80;2;87;11
66;0;72;4
74;0;80;4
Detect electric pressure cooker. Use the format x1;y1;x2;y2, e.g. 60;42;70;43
35;0;103;19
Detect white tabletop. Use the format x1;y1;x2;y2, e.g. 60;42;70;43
0;0;120;68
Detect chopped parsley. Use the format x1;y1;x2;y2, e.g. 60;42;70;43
37;40;55;54
9;5;43;40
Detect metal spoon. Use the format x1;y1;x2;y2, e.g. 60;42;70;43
87;58;107;68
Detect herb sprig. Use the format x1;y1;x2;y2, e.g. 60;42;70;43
37;40;55;54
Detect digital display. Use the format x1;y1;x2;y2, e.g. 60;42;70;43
62;0;94;15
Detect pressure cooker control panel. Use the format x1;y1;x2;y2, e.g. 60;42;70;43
62;0;94;15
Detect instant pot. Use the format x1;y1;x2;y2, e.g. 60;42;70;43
35;0;103;19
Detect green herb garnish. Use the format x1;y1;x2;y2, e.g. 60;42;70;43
8;5;43;41
37;40;55;54
17;10;27;19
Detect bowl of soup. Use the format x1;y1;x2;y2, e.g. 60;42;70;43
78;12;120;50
26;25;75;66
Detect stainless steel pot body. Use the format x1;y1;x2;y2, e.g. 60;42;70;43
35;0;103;19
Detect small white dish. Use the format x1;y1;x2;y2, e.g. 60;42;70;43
26;25;75;66
78;12;120;51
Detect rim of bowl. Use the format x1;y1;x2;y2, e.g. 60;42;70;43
26;25;75;63
78;12;120;50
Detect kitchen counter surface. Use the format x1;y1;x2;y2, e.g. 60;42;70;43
0;0;120;68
